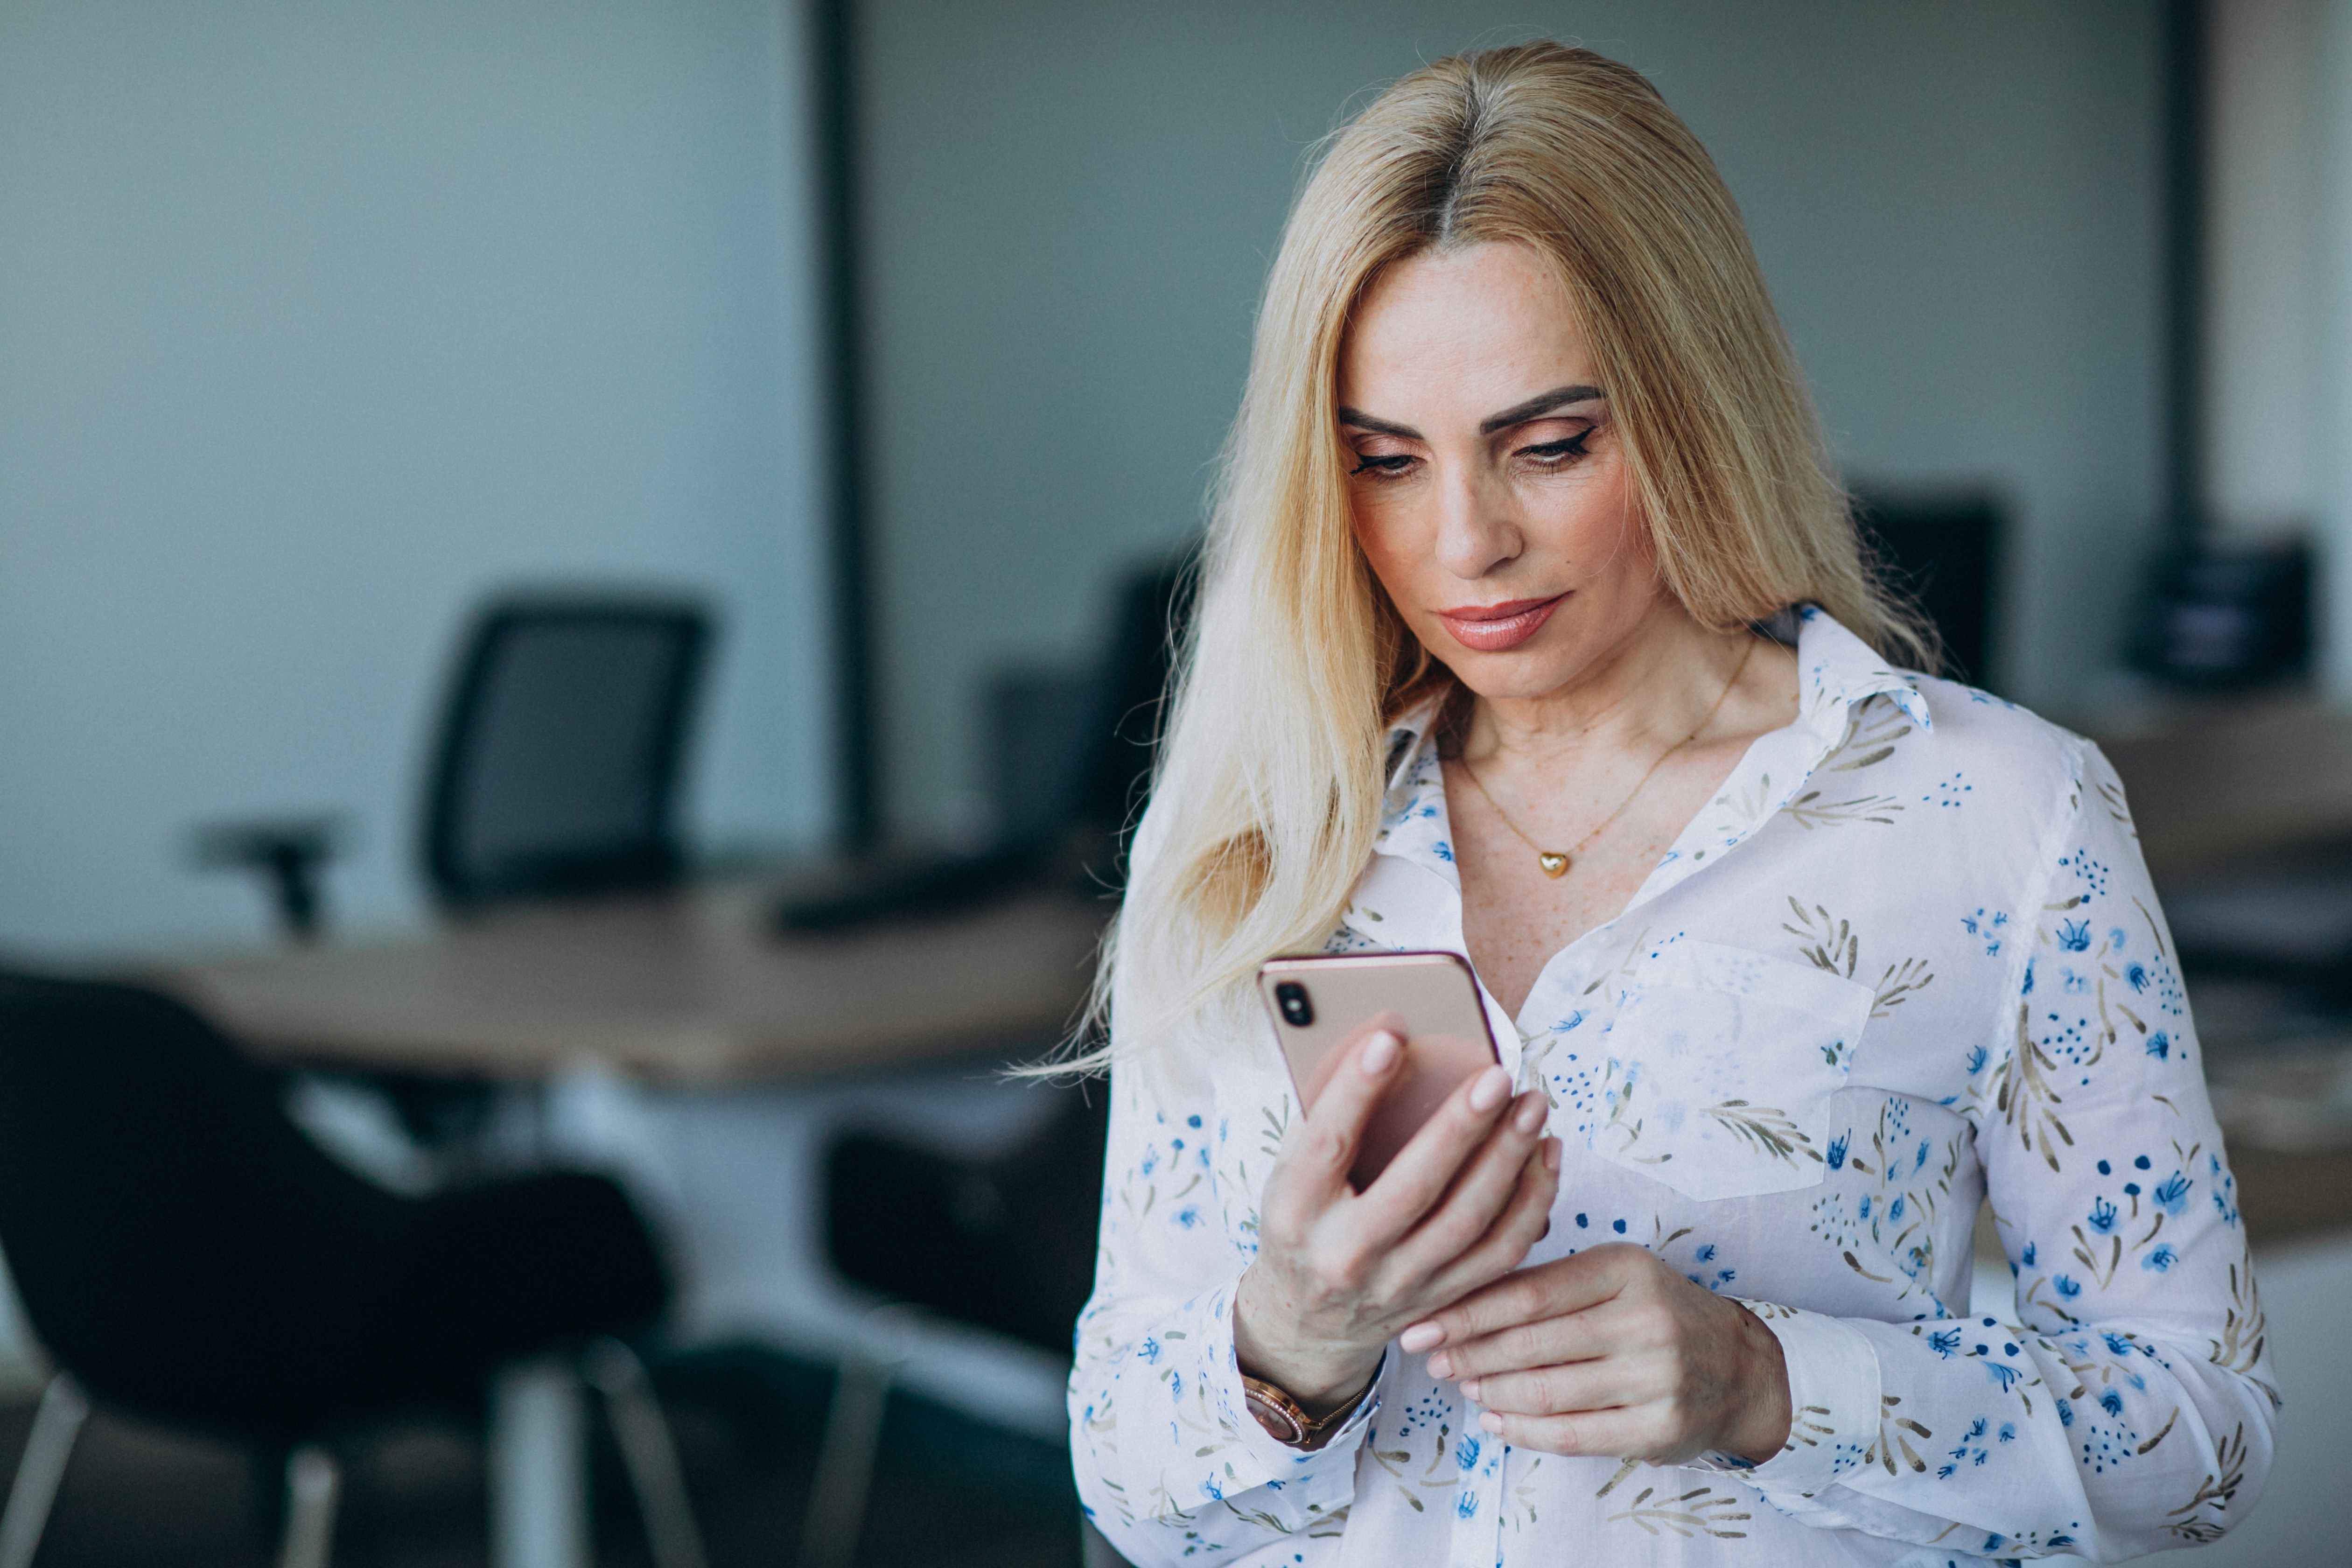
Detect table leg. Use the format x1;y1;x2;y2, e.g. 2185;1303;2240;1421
490;1357;588;1568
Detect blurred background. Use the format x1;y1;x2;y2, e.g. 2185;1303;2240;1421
0;0;2347;1565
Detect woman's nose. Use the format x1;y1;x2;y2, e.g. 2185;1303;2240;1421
1434;464;1520;579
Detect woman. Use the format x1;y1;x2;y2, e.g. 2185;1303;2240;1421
1070;42;2275;1567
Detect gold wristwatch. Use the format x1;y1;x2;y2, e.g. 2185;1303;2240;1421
1241;1372;1373;1449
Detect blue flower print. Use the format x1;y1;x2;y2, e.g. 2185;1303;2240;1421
1965;1044;1988;1075
1984;1362;2020;1391
1827;1133;1849;1170
2058;919;2091;952
2055;1275;2082;1299
1930;1328;1963;1358
1961;908;2010;955
2125;963;2149;991
1455;1435;1480;1471
2021;1242;2037;1267
2142;1245;2178;1273
2086;1198;2119;1235
1456;1490;1479;1520
2100;1390;2123;1417
2057;1398;2074;1428
2151;1173;2191;1215
1176;1207;1201;1229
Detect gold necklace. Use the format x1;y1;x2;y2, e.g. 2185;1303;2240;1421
1458;637;1757;879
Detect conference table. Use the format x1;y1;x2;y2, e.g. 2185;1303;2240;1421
168;876;1110;1085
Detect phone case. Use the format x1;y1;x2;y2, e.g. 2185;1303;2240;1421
1256;951;1501;1190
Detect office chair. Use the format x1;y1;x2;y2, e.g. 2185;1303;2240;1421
775;553;1191;932
0;975;707;1568
1850;490;2004;686
798;559;1188;1565
424;595;713;909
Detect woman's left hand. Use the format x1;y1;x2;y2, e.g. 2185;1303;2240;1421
1401;1242;1792;1465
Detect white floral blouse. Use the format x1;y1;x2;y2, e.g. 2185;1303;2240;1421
1070;609;2278;1567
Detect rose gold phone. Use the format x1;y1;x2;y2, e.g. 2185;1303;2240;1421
1256;951;1501;1190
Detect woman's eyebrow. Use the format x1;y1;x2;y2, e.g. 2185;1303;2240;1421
1336;407;1420;439
1477;384;1605;434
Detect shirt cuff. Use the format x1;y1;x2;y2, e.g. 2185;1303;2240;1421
1114;1281;1379;1527
1724;1299;1882;1500
1203;1284;1383;1507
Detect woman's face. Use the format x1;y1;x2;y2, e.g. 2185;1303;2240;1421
1337;241;1666;703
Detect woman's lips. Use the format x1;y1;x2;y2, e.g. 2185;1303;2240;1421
1435;593;1568;652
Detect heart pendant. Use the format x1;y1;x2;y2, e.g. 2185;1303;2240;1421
1537;851;1569;878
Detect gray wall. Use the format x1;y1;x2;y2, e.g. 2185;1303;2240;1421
0;0;831;958
855;0;2166;838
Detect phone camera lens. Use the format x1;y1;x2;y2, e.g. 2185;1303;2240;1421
1274;980;1314;1027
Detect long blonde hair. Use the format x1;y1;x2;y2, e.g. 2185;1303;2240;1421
1078;41;1927;1065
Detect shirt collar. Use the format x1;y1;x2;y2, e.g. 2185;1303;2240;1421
1370;607;1933;883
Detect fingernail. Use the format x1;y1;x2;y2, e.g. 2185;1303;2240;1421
1514;1095;1546;1135
1459;1377;1481;1401
1426;1351;1452;1378
1360;1030;1401;1076
1469;1066;1510;1112
1479;1410;1503;1433
1398;1321;1444;1353
1544;1137;1562;1173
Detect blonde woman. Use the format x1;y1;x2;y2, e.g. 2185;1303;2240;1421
1070;42;2275;1567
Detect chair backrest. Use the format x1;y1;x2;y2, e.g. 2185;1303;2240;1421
422;595;712;907
0;977;398;1426
1850;491;2003;687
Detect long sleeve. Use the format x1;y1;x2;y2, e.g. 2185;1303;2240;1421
1068;1039;1380;1564
1728;740;2279;1559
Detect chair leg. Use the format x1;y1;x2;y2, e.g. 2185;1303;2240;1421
798;1335;904;1568
489;1357;588;1568
0;1374;86;1568
275;1446;340;1568
584;1340;707;1568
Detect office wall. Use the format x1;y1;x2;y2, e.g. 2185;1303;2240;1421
2205;0;2352;700
0;0;832;958
855;0;2167;837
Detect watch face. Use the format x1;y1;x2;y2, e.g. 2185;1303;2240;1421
1242;1380;1310;1446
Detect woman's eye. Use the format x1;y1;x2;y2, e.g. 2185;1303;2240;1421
1519;431;1593;465
1349;452;1416;477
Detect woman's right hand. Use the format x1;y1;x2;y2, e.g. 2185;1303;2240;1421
1233;1017;1560;1414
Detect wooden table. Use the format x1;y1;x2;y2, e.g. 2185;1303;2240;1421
2095;692;2352;882
163;879;1110;1083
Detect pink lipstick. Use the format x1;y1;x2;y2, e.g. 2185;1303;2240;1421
1435;593;1568;653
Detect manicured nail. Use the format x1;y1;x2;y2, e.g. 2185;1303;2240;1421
1399;1320;1444;1353
1359;1030;1401;1075
1426;1351;1453;1379
1513;1095;1547;1135
1469;1066;1510;1113
1479;1410;1503;1433
1460;1378;1482;1401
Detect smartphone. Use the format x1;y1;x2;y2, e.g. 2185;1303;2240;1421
1256;951;1502;1190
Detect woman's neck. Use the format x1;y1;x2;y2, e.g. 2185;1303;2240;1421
1459;601;1754;770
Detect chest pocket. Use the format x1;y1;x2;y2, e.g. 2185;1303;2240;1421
1588;940;1870;1201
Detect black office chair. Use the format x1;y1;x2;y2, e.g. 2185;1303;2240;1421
776;554;1191;933
423;595;714;909
1850;490;2003;686
0;975;705;1568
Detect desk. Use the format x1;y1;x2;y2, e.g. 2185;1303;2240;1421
2094;692;2352;880
162;880;1109;1083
